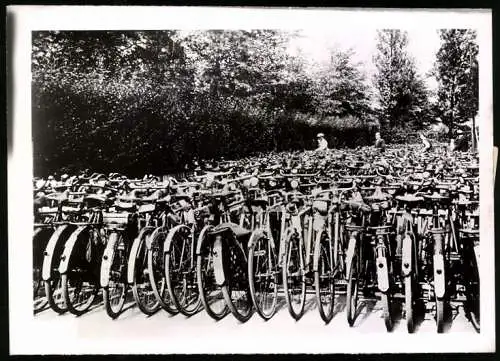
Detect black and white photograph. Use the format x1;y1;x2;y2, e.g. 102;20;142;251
7;6;494;354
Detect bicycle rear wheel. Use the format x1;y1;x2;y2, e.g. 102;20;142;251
129;229;161;316
282;230;306;321
102;233;128;319
314;231;335;324
33;227;54;313
44;225;75;314
45;275;67;314
196;225;228;320
346;253;359;327
402;231;417;333
248;232;278;320
148;228;178;314
221;235;253;323
62;228;101;316
165;225;201;316
465;259;480;332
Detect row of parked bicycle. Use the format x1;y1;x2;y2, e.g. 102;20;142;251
33;145;480;333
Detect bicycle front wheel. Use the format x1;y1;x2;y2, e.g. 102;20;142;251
129;228;160;316
346;253;359;327
165;225;201;316
314;231;335;324
61;228;101;316
196;225;228;320
222;236;253;323
248;232;278;320
148;227;178;315
102;233;128;319
282;230;306;321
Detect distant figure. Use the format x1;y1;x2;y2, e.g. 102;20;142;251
315;133;328;152
449;129;470;152
431;117;450;137
419;132;432;153
374;132;386;152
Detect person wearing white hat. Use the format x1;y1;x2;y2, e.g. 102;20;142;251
315;133;328;152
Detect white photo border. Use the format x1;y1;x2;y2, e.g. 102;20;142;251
7;5;495;354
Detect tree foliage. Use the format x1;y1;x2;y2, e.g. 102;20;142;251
373;29;431;131
32;30;378;176
433;29;478;135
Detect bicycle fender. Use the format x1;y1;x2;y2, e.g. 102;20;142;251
195;225;213;255
376;253;390;293
42;225;69;281
164;225;190;254
433;254;445;298
100;233;118;288
58;226;87;274
247;228;266;249
345;233;358;276
127;226;155;284
401;235;413;277
213;236;226;286
312;231;323;272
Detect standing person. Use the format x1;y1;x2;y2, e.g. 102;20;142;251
449;129;470;152
374;131;386;152
419;132;433;153
315;133;328;152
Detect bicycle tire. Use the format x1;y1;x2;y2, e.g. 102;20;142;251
381;292;394;332
129;228;161;316
33;228;54;313
404;276;414;333
61;228;100;316
314;231;335;324
436;298;445;333
401;225;418;333
248;232;278;321
147;227;178;315
282;230;306;321
346;253;359;327
102;234;127;319
221;235;253;323
196;225;228;320
165;225;201;316
463;239;480;333
44;276;67;314
43;224;75;314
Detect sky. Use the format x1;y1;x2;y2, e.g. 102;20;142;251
288;28;441;92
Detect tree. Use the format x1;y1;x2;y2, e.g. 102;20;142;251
433;29;478;136
310;47;373;120
373;29;430;130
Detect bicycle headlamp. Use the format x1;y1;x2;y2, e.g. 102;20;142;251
269;179;277;187
291;179;299;189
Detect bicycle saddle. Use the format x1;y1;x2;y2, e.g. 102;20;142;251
169;193;192;203
210;190;239;199
396;194;424;203
208;222;252;239
85;194;109;207
113;198;137;210
250;197;269;208
45;192;69;203
423;192;449;202
342;200;371;213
